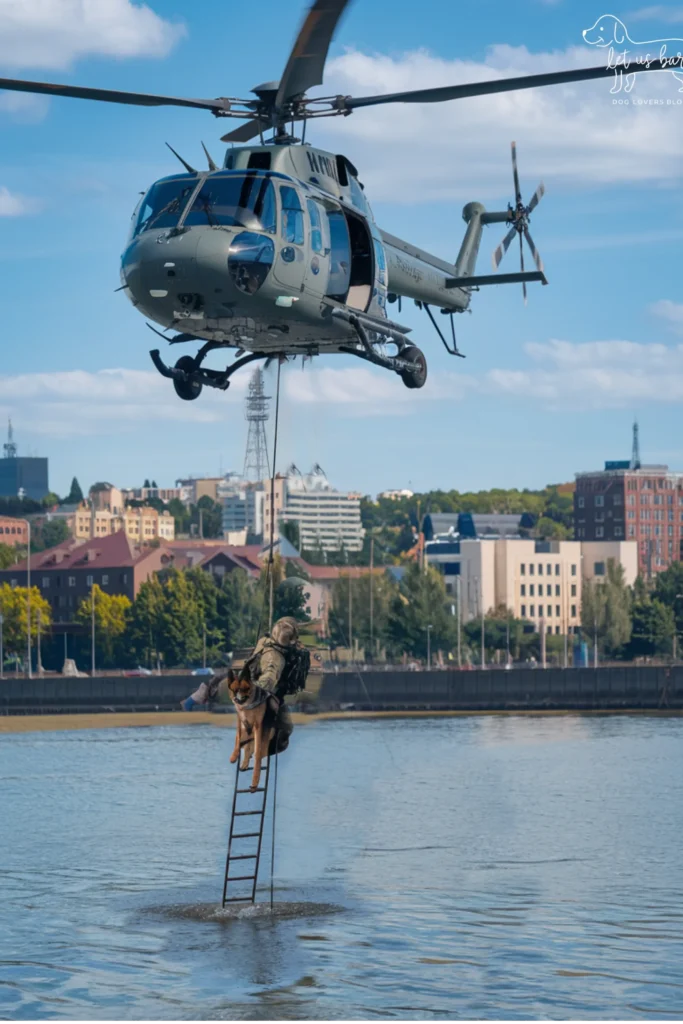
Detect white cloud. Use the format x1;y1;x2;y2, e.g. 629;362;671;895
650;299;683;334
0;367;242;437
0;185;36;216
319;44;683;202
0;0;184;71
484;338;683;406
2;339;682;435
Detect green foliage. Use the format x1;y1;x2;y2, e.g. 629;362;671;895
36;518;70;551
388;563;456;659
89;482;112;494
627;598;674;659
581;559;632;657
155;568;204;667
41;492;61;508
166;496;222;539
0;544;17;570
126;576;165;668
196;495;223;538
280;519;300;551
218;567;262;651
358;485;574;564
75;585;131;668
66;477;83;504
0;583;51;655
330;571;398;656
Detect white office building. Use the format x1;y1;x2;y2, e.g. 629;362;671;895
217;474;265;539
277;464;365;553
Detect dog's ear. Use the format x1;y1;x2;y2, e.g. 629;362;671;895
240;661;252;684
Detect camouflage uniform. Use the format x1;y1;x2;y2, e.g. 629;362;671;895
181;617;297;746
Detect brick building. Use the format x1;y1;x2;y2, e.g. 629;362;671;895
0;516;29;547
575;461;683;578
0;531;173;625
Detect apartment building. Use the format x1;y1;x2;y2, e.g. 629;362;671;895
0;516;29;546
52;501;175;543
264;465;364;553
426;537;638;635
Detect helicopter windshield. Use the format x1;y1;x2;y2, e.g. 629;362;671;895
183;174;277;233
134;175;198;236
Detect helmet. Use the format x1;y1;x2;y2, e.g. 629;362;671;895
271;616;298;645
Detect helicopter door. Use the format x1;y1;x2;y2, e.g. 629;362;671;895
344;211;374;312
325;207;351;302
272;184;306;294
303;197;330;299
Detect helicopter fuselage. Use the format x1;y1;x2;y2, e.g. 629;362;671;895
120;144;474;359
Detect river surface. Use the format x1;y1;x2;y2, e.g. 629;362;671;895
1;715;683;1020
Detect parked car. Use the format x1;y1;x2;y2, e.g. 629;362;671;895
191;667;215;677
123;666;153;677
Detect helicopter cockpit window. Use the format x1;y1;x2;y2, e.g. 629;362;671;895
280;186;304;245
183;174;277;233
348;175;369;216
134;175;197;236
306;199;323;254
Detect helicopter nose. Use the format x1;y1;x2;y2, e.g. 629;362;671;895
121;232;200;321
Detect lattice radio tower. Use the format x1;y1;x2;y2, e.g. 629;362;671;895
243;369;271;481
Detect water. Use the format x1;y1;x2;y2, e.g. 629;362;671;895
1;714;683;1019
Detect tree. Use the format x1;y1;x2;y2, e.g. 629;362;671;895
0;544;17;569
534;516;571;540
184;567;226;661
281;519;300;551
274;560;311;623
0;583;51;661
75;585;131;668
41;492;61;509
156;568;204;667
653;562;683;641
387;563;456;659
581;559;631;658
126;576;165;667
195;495;223;538
167;497;190;536
219;567;262;651
39;519;70;550
627;598;674;659
65;477;83;504
143;478;151;489
330;570;398;656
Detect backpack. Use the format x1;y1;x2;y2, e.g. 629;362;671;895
275;641;311;698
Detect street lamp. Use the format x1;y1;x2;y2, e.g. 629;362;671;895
15;517;32;679
426;624;433;669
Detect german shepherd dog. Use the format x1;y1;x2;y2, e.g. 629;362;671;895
227;664;279;792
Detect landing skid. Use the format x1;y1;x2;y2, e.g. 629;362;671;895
336;310;428;390
150;347;271;401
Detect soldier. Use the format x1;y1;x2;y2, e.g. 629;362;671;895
181;616;302;750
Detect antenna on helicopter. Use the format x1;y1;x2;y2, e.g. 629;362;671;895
165;143;197;175
201;141;219;172
492;142;546;304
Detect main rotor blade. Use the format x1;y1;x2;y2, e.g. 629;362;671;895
528;181;545;213
511;141;522;206
275;0;352;108
0;76;232;113
519;233;527;305
523;226;544;273
221;119;271;143
343;59;670;110
492;225;517;271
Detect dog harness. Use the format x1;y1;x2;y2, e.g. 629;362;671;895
237;686;280;712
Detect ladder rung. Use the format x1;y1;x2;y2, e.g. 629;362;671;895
226;874;256;881
229;854;257;860
232;832;260;839
237;787;265;793
234;810;264;816
223;896;254;903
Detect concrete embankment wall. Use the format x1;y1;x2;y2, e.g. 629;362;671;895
1;667;682;715
317;666;683;712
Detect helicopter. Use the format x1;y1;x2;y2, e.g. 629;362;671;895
0;0;668;401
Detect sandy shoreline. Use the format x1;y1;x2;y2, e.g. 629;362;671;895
1;707;681;734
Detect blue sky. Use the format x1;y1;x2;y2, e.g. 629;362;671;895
1;0;682;498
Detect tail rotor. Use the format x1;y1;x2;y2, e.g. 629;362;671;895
492;142;546;302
